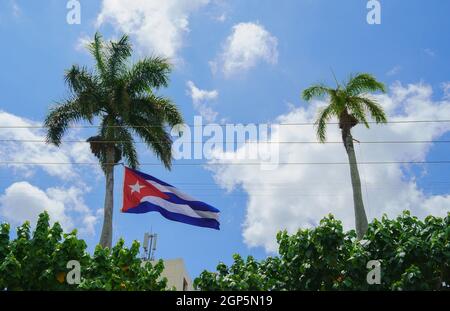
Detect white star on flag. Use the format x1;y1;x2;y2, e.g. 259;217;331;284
129;181;145;194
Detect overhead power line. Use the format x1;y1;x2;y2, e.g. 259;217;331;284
0;173;449;186
1;160;450;166
1;139;450;144
0;119;450;129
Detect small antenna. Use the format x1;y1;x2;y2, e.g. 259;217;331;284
150;234;158;261
148;233;154;260
142;231;159;261
142;232;150;260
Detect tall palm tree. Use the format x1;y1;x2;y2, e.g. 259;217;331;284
45;33;183;248
302;73;387;239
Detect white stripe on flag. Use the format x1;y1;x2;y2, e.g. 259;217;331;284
140;196;219;220
147;180;197;202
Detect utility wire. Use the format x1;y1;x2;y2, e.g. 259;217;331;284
1;160;450;165
1;119;450;129
0;174;449;186
0;173;449;185
1;139;450;144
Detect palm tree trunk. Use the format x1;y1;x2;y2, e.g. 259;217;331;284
99;146;115;248
342;129;368;239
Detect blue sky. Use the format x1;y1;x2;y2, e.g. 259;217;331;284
0;0;449;278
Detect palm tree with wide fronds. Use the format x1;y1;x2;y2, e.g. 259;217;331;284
302;73;387;239
45;32;183;248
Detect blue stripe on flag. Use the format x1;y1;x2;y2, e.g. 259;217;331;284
126;201;220;230
164;193;220;213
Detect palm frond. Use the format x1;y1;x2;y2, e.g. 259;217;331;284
356;97;387;124
315;105;334;142
44;100;85;146
63;67;104;120
347;98;369;128
130;95;183;127
302;84;330;101
98;115;117;141
150;96;183;127
128;96;165;125
127;57;171;94
106;34;132;83
345;73;386;96
110;79;130;120
128;115;173;170
115;127;138;169
87;32;107;79
64;65;103;102
329;89;346;113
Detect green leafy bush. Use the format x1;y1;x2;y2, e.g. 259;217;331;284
0;212;167;291
194;211;450;291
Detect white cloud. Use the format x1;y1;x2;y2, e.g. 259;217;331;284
0;110;96;180
186;81;219;122
45;186;98;235
187;81;218;102
0;182;99;235
215;13;227;22
442;82;450;99
0;111;100;235
208;82;450;252
387;65;401;76
212;22;278;77
75;34;92;52
97;0;210;59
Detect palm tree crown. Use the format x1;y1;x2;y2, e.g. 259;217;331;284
45;32;183;170
303;73;387;142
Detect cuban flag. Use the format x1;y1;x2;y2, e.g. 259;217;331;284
122;167;220;230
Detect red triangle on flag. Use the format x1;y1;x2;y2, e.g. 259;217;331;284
122;167;169;212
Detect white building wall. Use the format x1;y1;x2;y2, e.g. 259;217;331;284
149;258;193;291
